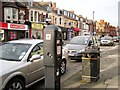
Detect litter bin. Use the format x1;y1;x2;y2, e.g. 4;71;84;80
82;49;100;82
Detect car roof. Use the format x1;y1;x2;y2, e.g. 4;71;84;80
7;39;43;45
73;35;91;39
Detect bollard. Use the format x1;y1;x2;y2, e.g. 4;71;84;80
82;49;100;82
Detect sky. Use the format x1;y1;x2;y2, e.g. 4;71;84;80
34;0;119;27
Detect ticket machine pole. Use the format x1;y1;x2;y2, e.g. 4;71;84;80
43;25;62;90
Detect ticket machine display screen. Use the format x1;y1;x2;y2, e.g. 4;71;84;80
57;40;61;55
57;46;61;55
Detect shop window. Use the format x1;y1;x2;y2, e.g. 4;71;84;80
25;31;29;38
19;31;25;39
0;30;4;42
8;31;17;40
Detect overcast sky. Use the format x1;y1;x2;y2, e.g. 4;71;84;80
34;0;119;26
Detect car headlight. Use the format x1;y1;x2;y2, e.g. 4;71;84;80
78;49;85;53
62;47;68;55
107;41;110;43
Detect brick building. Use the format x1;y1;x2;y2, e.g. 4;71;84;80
0;1;29;42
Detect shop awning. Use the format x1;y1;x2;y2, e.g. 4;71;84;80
59;26;67;32
73;28;80;32
110;34;117;36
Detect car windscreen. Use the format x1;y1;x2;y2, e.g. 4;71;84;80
0;43;31;61
69;37;89;45
101;37;111;40
113;36;119;39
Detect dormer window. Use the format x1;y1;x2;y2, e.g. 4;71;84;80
64;10;68;16
73;14;75;19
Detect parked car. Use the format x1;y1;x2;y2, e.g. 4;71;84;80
65;36;100;61
100;36;114;46
0;39;68;90
112;36;120;42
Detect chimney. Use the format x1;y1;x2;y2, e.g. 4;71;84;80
70;10;74;13
52;2;56;10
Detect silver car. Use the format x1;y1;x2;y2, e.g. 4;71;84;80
0;39;68;90
100;36;114;46
65;36;100;61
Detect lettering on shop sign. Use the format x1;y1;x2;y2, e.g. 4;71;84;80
8;23;28;30
32;23;44;30
10;24;25;29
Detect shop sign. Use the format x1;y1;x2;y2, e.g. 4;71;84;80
0;22;8;29
32;23;44;30
8;23;28;30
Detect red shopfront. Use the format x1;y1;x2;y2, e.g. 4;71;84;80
0;22;29;42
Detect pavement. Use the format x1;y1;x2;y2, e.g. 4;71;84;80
61;45;119;90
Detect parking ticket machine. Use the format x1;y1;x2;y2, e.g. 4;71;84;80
43;25;62;90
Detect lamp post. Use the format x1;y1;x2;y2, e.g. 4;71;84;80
93;11;95;36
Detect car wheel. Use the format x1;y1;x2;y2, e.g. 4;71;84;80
60;60;66;75
5;78;25;90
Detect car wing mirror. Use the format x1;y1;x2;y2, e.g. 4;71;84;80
88;40;92;46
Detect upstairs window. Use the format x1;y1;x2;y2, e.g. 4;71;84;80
34;11;37;22
55;18;57;24
38;13;41;22
12;8;17;19
30;11;33;21
4;7;18;21
19;10;25;21
59;18;61;25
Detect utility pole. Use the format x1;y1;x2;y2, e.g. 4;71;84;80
93;11;95;36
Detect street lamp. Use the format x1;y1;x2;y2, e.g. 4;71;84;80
93;11;95;36
93;11;95;21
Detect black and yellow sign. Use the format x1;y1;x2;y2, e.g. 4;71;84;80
32;23;44;30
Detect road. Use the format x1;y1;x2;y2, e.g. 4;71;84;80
27;57;82;90
28;42;119;89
